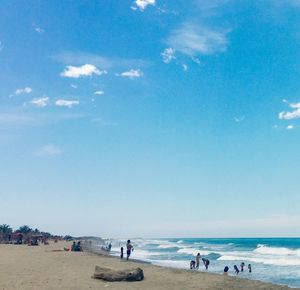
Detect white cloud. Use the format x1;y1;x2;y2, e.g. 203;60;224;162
15;87;32;95
70;84;78;89
36;144;61;157
290;102;300;109
279;102;300;120
60;64;107;78
55;99;79;108
234;116;245;123
30;97;49;108
161;48;176;63
120;69;143;79
132;0;156;11
287;125;294;130
182;64;188;71
167;23;229;57
35;27;44;34
94;90;104;95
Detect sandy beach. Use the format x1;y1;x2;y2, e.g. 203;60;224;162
0;241;297;290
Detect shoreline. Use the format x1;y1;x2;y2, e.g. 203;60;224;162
0;241;296;290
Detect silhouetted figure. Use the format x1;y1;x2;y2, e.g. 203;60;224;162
120;247;124;259
126;240;133;260
240;262;245;272
234;265;239;275
202;258;210;270
248;264;252;273
190;260;196;269
224;266;229;275
195;253;201;269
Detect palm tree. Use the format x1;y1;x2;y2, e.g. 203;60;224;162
0;224;13;242
17;225;32;235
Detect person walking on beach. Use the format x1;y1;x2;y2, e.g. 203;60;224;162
120;246;124;259
195;253;201;269
234;265;239;275
126;240;133;260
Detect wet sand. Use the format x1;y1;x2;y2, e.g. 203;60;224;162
0;241;296;290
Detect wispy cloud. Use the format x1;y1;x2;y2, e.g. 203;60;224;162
287;125;294;130
234;116;245;123
60;64;107;78
35;27;44;34
15;87;32;95
0;112;35;126
0;41;4;52
30;97;49;108
279;102;300;120
70;84;78;89
167;23;229;57
119;69;143;79
36;144;61;157
132;0;156;11
94;91;104;95
55;99;79;108
161;48;176;63
91;118;118;126
32;23;45;34
182;64;188;71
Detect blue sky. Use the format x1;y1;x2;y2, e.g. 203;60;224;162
1;0;300;237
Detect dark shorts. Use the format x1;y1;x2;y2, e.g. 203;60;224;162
127;250;131;256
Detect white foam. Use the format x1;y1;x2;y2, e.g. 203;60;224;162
254;245;300;257
177;247;210;256
218;255;300;266
157;244;178;249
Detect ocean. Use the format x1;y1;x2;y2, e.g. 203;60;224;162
108;238;300;288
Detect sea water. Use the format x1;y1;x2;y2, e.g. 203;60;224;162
109;238;300;288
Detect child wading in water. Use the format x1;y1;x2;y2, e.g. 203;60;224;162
120;247;124;259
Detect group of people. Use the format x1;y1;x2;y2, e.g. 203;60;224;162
120;239;134;260
224;262;252;275
71;241;82;252
190;254;252;276
190;253;210;270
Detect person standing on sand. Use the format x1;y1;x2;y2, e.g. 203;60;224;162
120;246;124;259
126;240;133;260
195;253;201;269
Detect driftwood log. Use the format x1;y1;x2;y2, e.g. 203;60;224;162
93;266;144;282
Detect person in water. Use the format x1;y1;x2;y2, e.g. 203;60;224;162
248;264;252;273
195;253;201;269
202;258;210;270
223;266;229;275
126;240;133;260
240;262;245;272
190;260;196;269
234;265;239;275
120;246;124;259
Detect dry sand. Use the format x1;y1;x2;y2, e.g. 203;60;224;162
0;241;297;290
